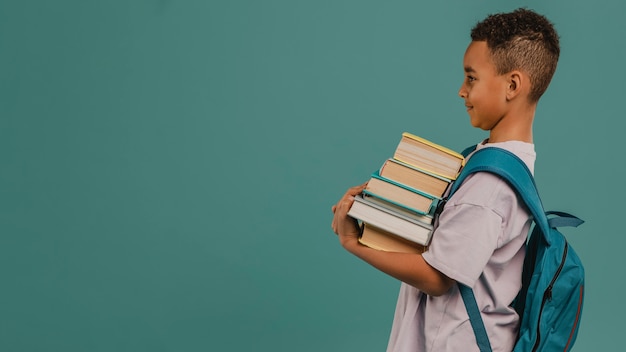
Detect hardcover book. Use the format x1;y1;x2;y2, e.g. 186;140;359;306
379;158;451;198
348;195;434;246
359;223;427;254
362;194;434;224
393;132;465;180
364;171;439;215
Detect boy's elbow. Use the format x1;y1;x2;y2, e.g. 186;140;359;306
425;284;452;297
422;275;455;297
405;255;455;296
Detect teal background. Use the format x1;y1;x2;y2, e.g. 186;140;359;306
1;1;623;351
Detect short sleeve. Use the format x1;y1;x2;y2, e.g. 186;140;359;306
422;172;513;287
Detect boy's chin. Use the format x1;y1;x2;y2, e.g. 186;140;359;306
468;115;481;128
469;119;491;131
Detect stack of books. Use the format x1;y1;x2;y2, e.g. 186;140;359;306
347;132;465;253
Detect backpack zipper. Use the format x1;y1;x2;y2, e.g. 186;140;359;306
564;284;584;350
531;242;569;352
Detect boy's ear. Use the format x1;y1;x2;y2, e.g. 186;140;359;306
505;71;523;101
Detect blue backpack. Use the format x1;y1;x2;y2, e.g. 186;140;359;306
446;146;585;352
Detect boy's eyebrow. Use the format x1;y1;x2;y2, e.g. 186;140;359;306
464;66;476;73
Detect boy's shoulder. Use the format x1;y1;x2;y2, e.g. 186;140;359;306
476;140;536;171
447;141;536;211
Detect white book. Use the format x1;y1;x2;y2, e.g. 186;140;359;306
363;194;434;224
348;195;434;246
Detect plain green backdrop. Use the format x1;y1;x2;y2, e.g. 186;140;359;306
1;0;624;351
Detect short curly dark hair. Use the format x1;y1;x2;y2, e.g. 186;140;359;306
471;8;560;102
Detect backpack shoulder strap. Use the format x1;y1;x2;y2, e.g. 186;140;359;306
460;144;477;158
458;285;493;352
449;147;551;244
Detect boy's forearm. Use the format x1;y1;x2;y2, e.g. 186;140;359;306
331;185;452;295
343;240;454;296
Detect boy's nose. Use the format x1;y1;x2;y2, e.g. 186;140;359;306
458;85;467;99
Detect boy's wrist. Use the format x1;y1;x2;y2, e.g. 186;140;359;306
341;236;362;253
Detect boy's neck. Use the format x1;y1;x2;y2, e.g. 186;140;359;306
488;103;536;144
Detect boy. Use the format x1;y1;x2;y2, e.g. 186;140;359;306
331;8;560;352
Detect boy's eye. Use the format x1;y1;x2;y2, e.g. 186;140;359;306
466;76;476;83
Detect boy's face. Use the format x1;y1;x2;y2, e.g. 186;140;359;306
458;41;510;131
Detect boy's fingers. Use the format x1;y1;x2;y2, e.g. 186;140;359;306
330;183;366;235
349;183;367;194
338;196;355;211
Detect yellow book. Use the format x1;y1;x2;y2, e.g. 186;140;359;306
359;223;427;254
393;132;465;180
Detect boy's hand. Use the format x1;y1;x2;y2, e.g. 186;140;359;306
331;183;367;250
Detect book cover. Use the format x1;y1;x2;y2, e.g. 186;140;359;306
348;195;434;246
393;132;465;180
400;132;464;159
364;171;440;215
359;223;427;254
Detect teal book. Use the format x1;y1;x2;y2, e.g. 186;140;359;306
379;158;451;198
364;170;440;215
